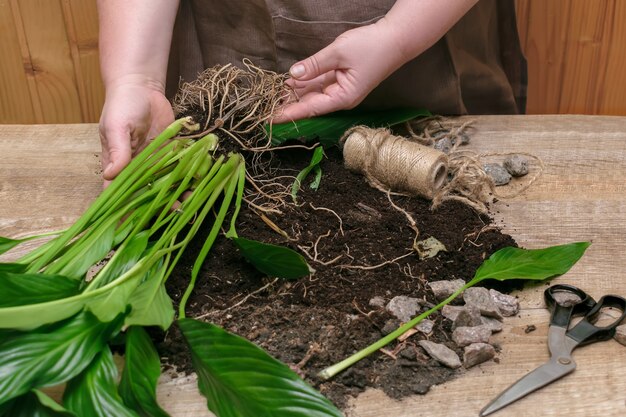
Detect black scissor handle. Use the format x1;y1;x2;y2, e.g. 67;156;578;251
566;294;626;345
544;284;596;328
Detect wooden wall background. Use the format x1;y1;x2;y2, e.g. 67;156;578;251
1;0;626;124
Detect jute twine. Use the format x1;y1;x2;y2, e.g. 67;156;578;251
342;118;544;213
342;126;448;199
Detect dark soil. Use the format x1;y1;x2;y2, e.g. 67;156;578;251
155;145;517;409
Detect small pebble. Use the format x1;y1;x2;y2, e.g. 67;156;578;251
490;289;520;317
463;343;496;368
503;155;529;177
614;324;626;346
434;137;453;154
369;296;385;308
415;319;435;334
452;325;492;347
464;287;503;319
386;296;421;322
382;319;401;336
481;316;504;333
452;306;483;330
428;279;466;301
524;324;537;334
483;163;511;186
442;305;465;321
418;340;462;369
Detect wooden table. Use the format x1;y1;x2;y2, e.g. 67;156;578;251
1;116;625;417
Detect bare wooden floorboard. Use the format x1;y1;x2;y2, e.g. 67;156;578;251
1;116;625;416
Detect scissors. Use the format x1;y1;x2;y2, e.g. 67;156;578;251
480;284;626;416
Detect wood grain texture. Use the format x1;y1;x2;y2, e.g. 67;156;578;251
516;0;626;115
11;0;82;123
1;116;625;416
0;0;37;123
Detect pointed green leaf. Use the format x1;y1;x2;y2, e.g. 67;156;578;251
472;242;591;283
55;222;116;280
125;280;174;330
179;318;343;417
292;146;325;203
232;237;311;280
268;108;429;146
119;327;170;417
0;272;79;307
0;310;124;404
0;269;143;329
64;348;138;417
0;236;23;256
0;263;28;273
0;390;77;417
91;231;150;289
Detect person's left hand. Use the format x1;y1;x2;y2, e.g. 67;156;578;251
273;19;406;123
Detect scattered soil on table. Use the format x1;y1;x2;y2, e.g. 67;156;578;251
154;145;517;410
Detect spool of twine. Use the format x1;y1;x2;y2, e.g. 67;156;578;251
342;126;448;199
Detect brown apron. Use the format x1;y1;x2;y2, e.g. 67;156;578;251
166;0;526;115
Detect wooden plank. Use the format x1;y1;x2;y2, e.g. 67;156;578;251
0;0;37;123
598;1;626;114
557;1;613;114
62;0;104;122
521;1;571;114
12;0;83;123
1;116;626;417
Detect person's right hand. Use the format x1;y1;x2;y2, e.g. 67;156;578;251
99;78;174;186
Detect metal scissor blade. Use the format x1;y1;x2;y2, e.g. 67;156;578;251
479;359;576;416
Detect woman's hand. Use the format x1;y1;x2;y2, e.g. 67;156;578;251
99;77;174;186
274;20;404;123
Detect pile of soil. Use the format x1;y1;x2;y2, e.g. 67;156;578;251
156;145;517;409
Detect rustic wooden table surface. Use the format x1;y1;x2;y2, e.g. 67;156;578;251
1;115;625;417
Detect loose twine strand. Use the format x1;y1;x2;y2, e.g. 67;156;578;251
341;118;544;213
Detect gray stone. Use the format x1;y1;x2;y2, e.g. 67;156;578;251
490;289;520;317
369;296;385;308
464;287;503;319
463;343;496;368
415;319;434;334
428;279;466;301
452;325;492;347
553;291;582;307
615;324;626;346
481;316;504;333
385;296;421;323
434;137;453;154
381;319;401;336
442;305;465;321
452;306;483;330
503;155;529;177
418;340;462;369
483;163;511;186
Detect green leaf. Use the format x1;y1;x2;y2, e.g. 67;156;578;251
179;318;343;417
0;390;77;417
64;348;138;417
268;108;430;146
0;236;23;256
232;237;311;280
292;146;325;203
0;263;27;273
119;327;170;417
472;242;591;283
0;310;124;404
55;222;116;280
92;231;150;289
125;257;174;329
0;268;143;329
0;272;80;307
